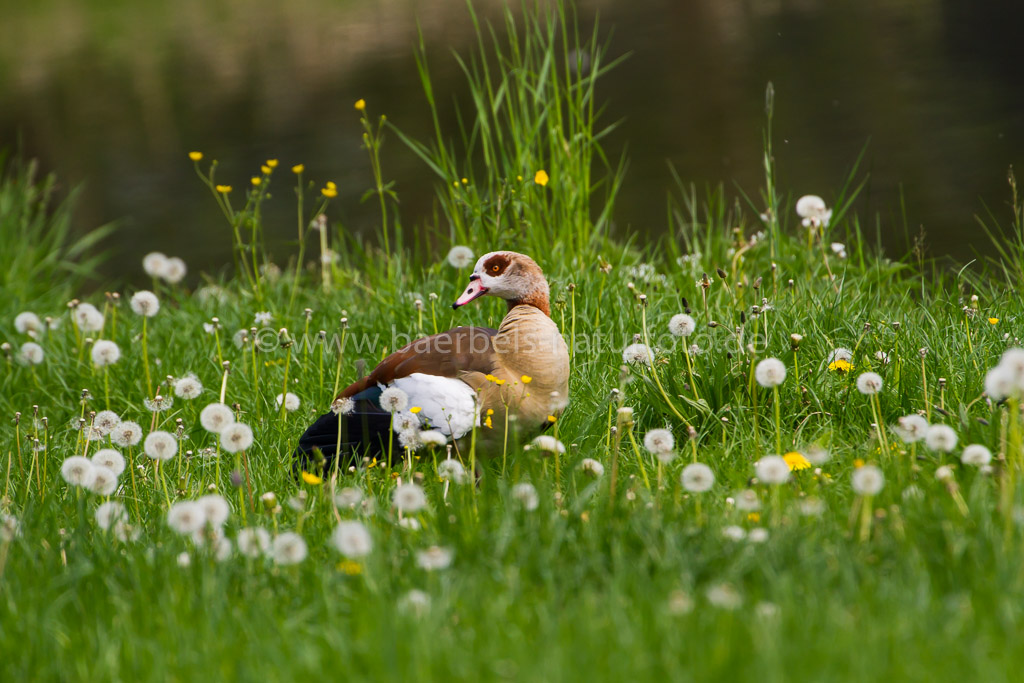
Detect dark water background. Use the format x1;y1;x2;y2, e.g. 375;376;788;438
1;0;1023;279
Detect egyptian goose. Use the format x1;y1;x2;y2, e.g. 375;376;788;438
295;251;570;471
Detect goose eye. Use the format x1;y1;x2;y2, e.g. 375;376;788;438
491;265;500;273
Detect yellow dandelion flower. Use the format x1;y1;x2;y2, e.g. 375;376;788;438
485;416;493;428
747;512;761;523
486;409;494;416
260;165;271;175
188;151;203;161
354;98;366;111
783;451;811;471
326;181;337;190
301;471;322;485
828;359;853;373
547;415;557;423
989;317;999;324
321;187;338;198
337;559;363;575
251;177;262;186
266;159;279;168
853;458;865;468
521;375;533;384
410;406;422;414
516;175;523;181
215;184;232;194
461;177;468;184
534;169;549;186
292;164;305;174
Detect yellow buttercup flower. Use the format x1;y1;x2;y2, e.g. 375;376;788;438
292;164;304;174
266;159;279;168
853;458;865;468
783;451;811;471
484;416;493;429
188;151;203;161
547;415;557;423
747;512;761;523
410;406;422;414
828;359;853;373
354;98;366;111
215;185;232;194
461;177;468;184
251;177;262;186
486;409;494;416
521;375;533;384
534;169;549;186
989;317;999;324
301;471;322;485
337;559;362;575
321;187;338;198
260;165;271;175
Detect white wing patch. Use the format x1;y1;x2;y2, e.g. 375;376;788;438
387;373;479;439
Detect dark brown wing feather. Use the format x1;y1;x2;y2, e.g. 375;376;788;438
340;326;499;398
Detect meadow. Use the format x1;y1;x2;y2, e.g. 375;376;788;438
4;4;1024;681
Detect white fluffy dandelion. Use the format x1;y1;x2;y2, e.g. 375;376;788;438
894;414;930;443
851;465;885;496
275;392;301;412
110;420;142;447
856;372;883;395
393;483;427;513
580;458;605;478
511;482;539;511
91;449;125;476
680;462;715;493
827;347;854;365
61;456;96;488
643;429;674;456
379;386;409;413
334;487;364;509
531;435;566;454
173;374;203;399
437;459;467;484
130;290;160;317
331;521;373;558
446;245;475;268
144;431;178;461
17;342;44;365
73;303;104;332
237;528;272;558
749;528;770;544
961;444;993;467
399;589;431;615
254;311;273;326
331;397;355;416
163;257;187;284
95;501;128;530
419;430;447;448
755;455;790;484
14;311;43;336
88;465;119;496
93;410;121;435
706;583;743;610
985;365;1015;400
622;342;654;366
734;489;761;511
416;545;453;571
220;423;254;453
200;403;235;433
198;494;230;527
142;251;170;278
722;525;746;541
392;411;421;434
271;532;308;565
924;424;958;453
167;501;206;534
755;358;787;388
91;340;121;367
668;313;697;337
796;194;832;227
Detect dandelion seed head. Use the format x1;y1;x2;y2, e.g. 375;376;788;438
143;395;173;413
622;343;654;366
237;527;272;558
200;403;235;433
61;456;96;488
804;444;831;465
985;365;1015;400
91;340;121;367
91;448;125;476
93;410;121;435
14;311;43;336
531;435;566;454
332;521;373;558
935;465;955;482
110;420;142;447
643;429;674;457
167;501;206;534
680;462;715;493
416;545;453;571
580;458;605;478
253;311;273;326
437;458;467;484
88;465;118;496
144;431;178;461
333;487;364;509
129;291;160;317
95;501;128;531
894;414;930;443
755;455;791;484
755;358;787;388
392;410;420;434
272;532;308;565
668;313;697;337
924;424;958;453
275;392;301;412
399;589;431;615
74;303;104;332
220;422;254;453
734;489;761;511
706;583;743;610
163;257;187;284
173;374;204;399
392;483;427;513
419;430;447;448
961;444;993;467
851;464;885;496
198;494;230;527
142;252;169;278
446;245;475;268
856;371;884;395
511;482;539;511
331;397;355;415
379;386;409;413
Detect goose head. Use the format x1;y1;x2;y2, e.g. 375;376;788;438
452;251;551;316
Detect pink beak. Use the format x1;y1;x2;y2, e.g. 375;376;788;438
453;277;488;309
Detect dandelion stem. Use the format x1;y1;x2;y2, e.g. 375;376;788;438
772;386;783;455
640;307;689;427
626;429;651;491
141;317;153;398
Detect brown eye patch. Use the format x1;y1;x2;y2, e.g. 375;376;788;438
482;253;511;276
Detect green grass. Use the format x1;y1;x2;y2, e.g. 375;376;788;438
4;2;1024;681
